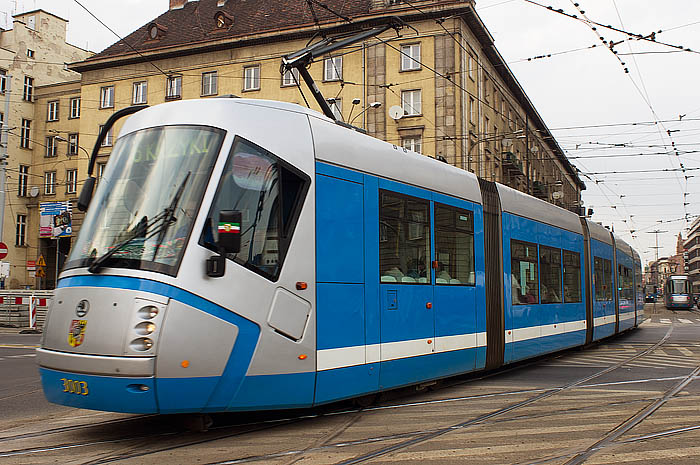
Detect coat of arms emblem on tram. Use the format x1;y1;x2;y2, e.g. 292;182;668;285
68;320;87;347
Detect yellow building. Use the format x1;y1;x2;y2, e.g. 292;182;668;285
0;10;91;288
32;0;585;287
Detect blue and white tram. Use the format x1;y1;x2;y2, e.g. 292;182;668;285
664;275;693;310
38;99;642;414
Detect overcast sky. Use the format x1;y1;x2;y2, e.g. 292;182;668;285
1;0;698;265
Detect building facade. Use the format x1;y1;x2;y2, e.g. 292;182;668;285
20;0;586;288
685;217;700;294
0;10;91;288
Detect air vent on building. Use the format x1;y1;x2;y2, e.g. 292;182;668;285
148;22;168;40
214;11;234;29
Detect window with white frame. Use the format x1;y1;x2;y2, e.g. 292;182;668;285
45;136;57;157
468;54;475;80
27;49;35;59
132;81;148;104
402;137;422;154
329;98;342;121
201;71;218;96
18;165;28;197
469;96;475;124
99;125;114;147
243;65;260;91
16;214;26;246
282;68;299;87
166;75;182;99
68;133;79;156
0;69;6;93
97;162;106;180
23;76;33;101
70;97;81;118
100;86;114;108
401;89;421;116
324;56;342;81
20;119;31;148
400;44;421;71
47;100;59;121
44;171;56;195
66;169;78;194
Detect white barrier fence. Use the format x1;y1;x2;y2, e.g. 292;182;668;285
0;290;53;329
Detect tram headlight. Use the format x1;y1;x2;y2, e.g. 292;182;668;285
130;337;154;351
137;305;159;320
134;321;157;336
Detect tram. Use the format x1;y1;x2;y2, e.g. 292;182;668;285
664;275;693;310
38;98;643;414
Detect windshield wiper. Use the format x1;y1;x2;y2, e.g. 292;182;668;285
152;171;190;261
87;172;191;273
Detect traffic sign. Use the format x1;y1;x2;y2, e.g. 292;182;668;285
0;242;7;259
37;255;46;267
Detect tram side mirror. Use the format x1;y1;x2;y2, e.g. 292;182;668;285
77;177;96;212
217;210;242;254
205;211;242;278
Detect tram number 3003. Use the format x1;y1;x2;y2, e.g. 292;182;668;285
60;378;89;396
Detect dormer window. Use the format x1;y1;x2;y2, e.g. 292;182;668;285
214;11;234;29
148;22;168;40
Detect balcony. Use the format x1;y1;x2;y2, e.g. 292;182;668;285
532;180;548;200
502;151;524;177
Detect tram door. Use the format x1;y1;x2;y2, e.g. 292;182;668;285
378;189;435;388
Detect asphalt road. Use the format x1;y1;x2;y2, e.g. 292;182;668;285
2;304;700;464
0;333;77;431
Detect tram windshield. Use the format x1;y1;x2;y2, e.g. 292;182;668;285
65;125;226;275
670;279;690;295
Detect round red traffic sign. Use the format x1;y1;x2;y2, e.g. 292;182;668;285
0;242;8;259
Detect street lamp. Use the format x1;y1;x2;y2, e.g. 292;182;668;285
350;101;382;125
53;135;90;158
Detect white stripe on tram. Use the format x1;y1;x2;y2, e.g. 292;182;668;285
317;332;487;371
317;318;589;372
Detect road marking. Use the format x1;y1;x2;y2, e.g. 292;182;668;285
679;347;694;356
660;318;672;324
6;354;35;358
0;344;38;349
679;319;694;324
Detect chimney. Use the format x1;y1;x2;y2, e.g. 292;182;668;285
170;0;187;10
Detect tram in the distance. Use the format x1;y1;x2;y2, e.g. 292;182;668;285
664;275;693;310
37;98;643;414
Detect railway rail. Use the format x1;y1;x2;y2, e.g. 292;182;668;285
4;318;696;465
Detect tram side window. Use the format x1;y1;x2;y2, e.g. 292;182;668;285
563;250;582;303
434;204;475;285
511;240;539;305
379;191;430;284
540;246;562;304
200;137;309;281
619;265;633;301
603;258;613;300
595;257;612;301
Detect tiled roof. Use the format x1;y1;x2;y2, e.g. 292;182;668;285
90;0;376;60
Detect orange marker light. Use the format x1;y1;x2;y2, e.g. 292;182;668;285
181;360;190;368
298;354;308;360
427;339;432;344
296;282;308;290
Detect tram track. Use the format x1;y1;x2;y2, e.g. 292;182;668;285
519;364;700;465
0;324;678;464
327;325;675;465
